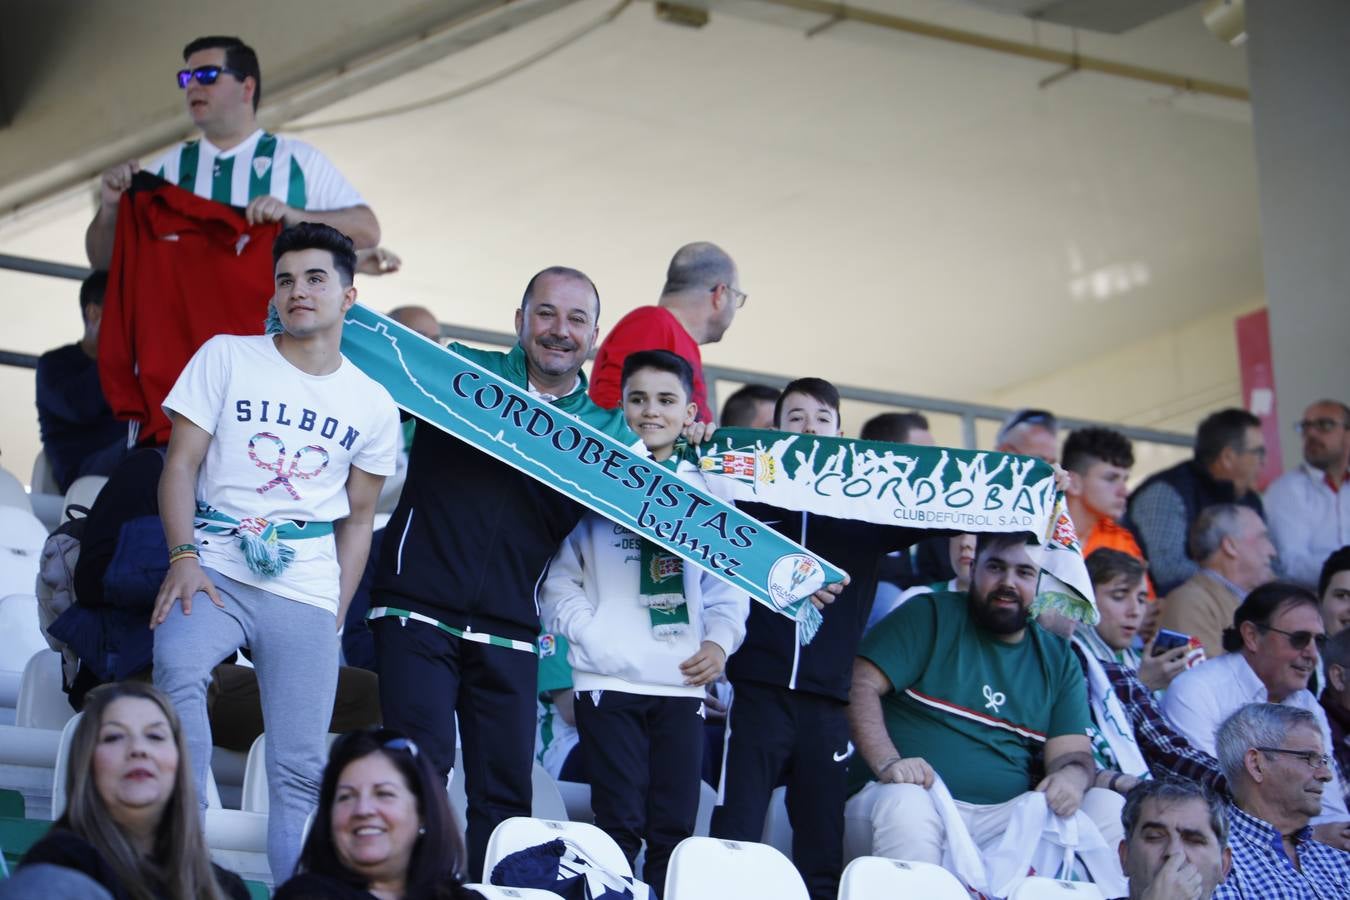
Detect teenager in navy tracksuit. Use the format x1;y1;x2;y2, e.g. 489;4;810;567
369;267;632;879
541;350;748;896
709;378;938;900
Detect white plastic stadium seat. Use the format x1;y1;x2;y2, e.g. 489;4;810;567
30;452;60;496
0;466;32;513
484;816;633;881
202;807;271;884
0;507;49;596
839;856;969;899
241;732;341;813
0;595;49;697
0;722;63;818
16;649;73;730
50;712;82;818
464;886;567;899
62;475;108;516
664;837;808;900
1008;877;1108;899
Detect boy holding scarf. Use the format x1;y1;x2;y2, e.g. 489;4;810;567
540;349;749;896
710;377;935;900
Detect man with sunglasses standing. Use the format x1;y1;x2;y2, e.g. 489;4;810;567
1264;400;1350;589
589;242;744;423
1163;583;1350;849
85;35;379;270
1212;703;1350;898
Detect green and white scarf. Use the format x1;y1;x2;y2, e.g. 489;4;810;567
639;540;689;640
696;428;1099;624
194;501;333;577
638;453;693;640
333;306;846;644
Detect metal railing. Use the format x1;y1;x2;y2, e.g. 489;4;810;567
0;251;1192;451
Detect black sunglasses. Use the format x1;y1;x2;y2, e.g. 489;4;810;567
1256;623;1327;652
176;65;247;89
334;727;420;760
1007;409;1056;430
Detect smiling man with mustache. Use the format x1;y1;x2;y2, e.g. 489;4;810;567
367;266;634;880
1164;583;1350;851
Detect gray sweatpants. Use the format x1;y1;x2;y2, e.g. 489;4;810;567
153;567;337;883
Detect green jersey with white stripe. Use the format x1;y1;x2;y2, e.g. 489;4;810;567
848;591;1091;804
148;129;364;211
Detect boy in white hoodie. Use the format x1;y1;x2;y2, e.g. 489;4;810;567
540;349;749;895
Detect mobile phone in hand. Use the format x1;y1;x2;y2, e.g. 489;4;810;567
1152;628;1192;656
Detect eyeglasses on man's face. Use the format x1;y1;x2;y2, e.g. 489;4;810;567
1256;746;1333;771
176;65;247;89
712;284;747;309
1296;417;1349;435
1256;622;1326;652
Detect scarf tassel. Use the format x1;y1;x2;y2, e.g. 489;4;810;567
239;529;295;577
796;602;823;644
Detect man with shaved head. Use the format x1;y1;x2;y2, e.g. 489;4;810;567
388;305;442;343
589;241;744;422
1265;399;1350;588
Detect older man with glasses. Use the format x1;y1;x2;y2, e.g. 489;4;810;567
1264;400;1350;589
1211;703;1350;898
1164;583;1350;849
589;242;745;424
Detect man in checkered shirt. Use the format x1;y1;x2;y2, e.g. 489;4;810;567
1211;703;1350;898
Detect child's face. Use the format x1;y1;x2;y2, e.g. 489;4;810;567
777;391;840;437
623;368;697;455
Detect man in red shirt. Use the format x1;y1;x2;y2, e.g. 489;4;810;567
589;242;744;422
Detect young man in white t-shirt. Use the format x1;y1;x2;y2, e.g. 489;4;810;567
151;222;400;881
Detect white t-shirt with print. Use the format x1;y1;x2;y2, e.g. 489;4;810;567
163;334;400;614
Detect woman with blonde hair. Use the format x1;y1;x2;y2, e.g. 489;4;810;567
19;680;249;900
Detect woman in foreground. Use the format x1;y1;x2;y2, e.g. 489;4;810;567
19;680;248;900
276;728;474;900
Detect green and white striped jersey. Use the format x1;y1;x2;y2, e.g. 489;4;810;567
148;129;364;211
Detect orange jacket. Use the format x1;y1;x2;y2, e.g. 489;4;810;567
1083;517;1156;599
